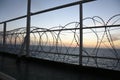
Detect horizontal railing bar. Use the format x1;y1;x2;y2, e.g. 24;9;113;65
29;50;120;60
31;0;95;15
44;24;120;31
30;25;120;33
31;50;120;60
30;50;79;56
4;24;120;33
83;55;120;60
1;47;120;60
0;0;95;24
0;15;26;24
83;24;120;29
3;24;120;35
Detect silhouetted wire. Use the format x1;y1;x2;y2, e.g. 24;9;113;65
0;14;120;69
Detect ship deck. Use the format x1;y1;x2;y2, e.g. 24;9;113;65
0;52;119;80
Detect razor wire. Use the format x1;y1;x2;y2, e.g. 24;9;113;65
0;14;120;70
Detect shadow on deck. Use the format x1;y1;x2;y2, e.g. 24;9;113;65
0;52;120;80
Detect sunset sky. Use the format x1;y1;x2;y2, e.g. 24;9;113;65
0;0;120;48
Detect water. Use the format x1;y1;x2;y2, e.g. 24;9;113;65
0;44;120;71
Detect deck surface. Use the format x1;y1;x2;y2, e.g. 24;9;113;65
0;52;119;80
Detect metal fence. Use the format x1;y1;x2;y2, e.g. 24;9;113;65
0;0;120;71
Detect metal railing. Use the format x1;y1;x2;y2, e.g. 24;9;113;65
0;0;120;71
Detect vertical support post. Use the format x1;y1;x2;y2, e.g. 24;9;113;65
3;22;6;46
26;0;31;56
79;2;83;66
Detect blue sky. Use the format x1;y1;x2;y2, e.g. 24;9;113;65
0;0;120;30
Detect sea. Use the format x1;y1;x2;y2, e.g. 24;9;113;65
0;44;120;71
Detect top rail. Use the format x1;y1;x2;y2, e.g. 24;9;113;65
0;0;95;24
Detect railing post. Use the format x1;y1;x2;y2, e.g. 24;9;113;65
79;2;83;66
3;22;6;46
26;0;31;56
